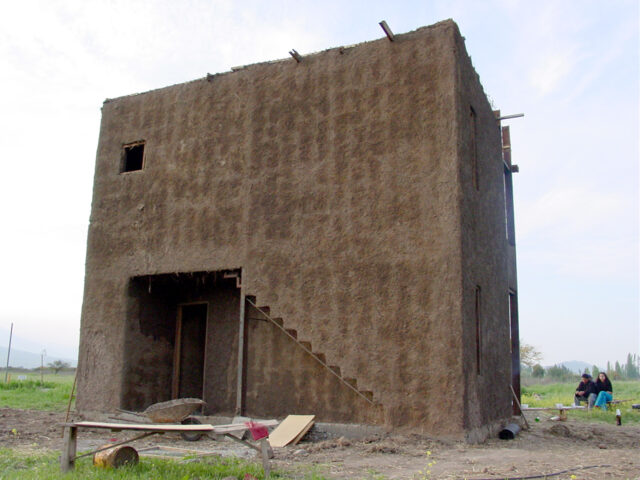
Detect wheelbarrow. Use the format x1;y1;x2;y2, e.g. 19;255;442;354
117;398;207;441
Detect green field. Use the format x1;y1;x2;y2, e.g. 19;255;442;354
0;448;287;480
0;372;75;410
522;380;640;424
0;447;334;480
0;373;326;479
1;375;637;478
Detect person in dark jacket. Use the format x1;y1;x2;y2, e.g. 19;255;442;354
574;373;597;408
594;372;614;410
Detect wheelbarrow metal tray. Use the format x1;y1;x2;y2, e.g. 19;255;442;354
143;398;206;423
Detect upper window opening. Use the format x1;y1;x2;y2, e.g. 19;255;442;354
475;285;482;375
122;141;145;172
470;106;479;191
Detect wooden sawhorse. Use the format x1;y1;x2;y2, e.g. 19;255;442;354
60;420;277;476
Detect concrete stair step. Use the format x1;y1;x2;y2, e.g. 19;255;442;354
343;377;358;389
285;328;297;339
313;352;326;363
360;390;374;402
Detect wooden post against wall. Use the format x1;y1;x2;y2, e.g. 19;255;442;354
510;290;521;414
497;111;522;414
502;122;521;414
4;322;13;383
235;268;246;415
171;308;183;399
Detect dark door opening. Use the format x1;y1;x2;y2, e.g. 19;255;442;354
173;303;208;399
123;270;242;412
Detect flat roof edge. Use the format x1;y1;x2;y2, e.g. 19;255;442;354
103;19;459;105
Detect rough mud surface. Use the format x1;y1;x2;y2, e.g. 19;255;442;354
79;19;511;435
1;409;638;479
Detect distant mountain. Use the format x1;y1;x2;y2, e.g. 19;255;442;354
0;346;77;369
547;360;598;374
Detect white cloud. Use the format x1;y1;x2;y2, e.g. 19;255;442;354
564;15;639;103
0;0;637;365
515;183;638;281
519;237;638;280
529;49;577;96
517;185;627;239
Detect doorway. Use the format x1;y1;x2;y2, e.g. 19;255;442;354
122;270;241;412
172;303;208;399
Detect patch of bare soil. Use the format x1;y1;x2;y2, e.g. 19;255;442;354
0;408;67;450
277;420;640;479
1;409;639;479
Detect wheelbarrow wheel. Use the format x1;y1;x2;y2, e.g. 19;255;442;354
180;417;203;442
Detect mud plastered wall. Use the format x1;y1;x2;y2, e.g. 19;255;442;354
452;33;512;437
77;19;511;436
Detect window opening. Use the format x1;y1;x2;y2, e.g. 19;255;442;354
470;106;479;190
122;141;145;172
475;285;482;374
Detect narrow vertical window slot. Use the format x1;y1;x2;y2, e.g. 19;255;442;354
475;285;482;374
470;106;479;190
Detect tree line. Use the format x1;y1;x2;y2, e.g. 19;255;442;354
6;360;73;375
520;342;640;382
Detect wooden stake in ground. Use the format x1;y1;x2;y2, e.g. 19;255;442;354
4;322;13;383
510;384;530;430
65;374;77;424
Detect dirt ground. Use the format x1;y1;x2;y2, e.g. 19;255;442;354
1;408;639;479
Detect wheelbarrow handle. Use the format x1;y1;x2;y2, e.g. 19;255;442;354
115;408;148;418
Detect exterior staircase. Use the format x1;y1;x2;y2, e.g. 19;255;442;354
245;296;377;406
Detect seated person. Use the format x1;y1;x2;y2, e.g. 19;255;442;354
574;373;597;408
594;372;613;410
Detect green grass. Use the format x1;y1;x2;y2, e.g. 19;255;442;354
522;380;640;424
0;374;333;479
0;448;338;480
0;448;289;480
0;373;75;410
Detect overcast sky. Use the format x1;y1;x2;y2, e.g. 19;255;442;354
0;0;637;369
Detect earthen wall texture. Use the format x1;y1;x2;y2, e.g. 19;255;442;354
452;33;512;436
77;19;512;437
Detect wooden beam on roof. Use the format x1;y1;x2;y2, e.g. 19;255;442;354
379;20;395;41
289;49;303;63
497;113;524;121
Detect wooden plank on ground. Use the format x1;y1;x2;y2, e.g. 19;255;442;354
268;415;315;448
290;420;315;446
522;406;585;411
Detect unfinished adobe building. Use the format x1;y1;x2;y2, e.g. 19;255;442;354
77;19;520;441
